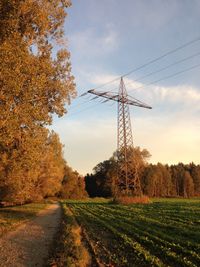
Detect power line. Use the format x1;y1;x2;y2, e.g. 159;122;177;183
68;98;93;110
122;36;200;78
88;76;121;92
82;35;200;92
70;36;200;115
130;62;200;91
68;61;200;117
72;51;200;111
107;51;200;92
131;51;200;83
67;102;106;117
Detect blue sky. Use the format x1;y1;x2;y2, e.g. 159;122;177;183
52;0;200;175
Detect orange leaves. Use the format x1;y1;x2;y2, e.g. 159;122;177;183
0;1;75;203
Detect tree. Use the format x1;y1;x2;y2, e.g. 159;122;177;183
183;171;194;198
85;173;99;198
116;146;151;196
156;163;172;197
85;147;151;197
142;164;157;197
0;0;75;203
85;159;116;197
0;127;49;203
35;131;66;199
59;166;88;199
189;163;200;196
170;165;180;196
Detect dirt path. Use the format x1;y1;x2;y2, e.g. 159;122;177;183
0;203;61;267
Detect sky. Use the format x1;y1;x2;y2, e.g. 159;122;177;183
52;0;200;175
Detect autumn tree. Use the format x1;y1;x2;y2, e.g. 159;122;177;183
142;164;157;197
183;171;194;198
0;0;75;203
59;165;88;199
189;163;200;196
142;164;167;197
170;165;181;196
35;131;66;200
85;147;150;197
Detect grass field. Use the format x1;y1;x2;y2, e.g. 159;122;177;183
62;198;200;267
0;203;47;237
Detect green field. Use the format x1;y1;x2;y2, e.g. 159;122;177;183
63;198;200;267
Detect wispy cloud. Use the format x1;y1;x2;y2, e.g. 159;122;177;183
84;73;200;110
69;26;119;59
128;81;200;110
88;73;119;88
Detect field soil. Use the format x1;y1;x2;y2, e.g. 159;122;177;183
0;203;61;267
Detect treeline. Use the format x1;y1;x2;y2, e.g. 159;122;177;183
0;1;87;204
141;162;200;198
85;148;200;198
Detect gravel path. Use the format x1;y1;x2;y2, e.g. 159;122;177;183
0;203;61;267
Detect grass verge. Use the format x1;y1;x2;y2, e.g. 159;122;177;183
48;203;90;267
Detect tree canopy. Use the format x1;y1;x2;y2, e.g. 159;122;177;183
0;0;87;203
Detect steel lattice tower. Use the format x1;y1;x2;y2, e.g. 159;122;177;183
87;77;152;196
117;78;137;195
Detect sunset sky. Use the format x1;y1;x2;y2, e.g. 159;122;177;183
52;0;200;175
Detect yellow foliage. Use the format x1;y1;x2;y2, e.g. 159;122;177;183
0;0;75;203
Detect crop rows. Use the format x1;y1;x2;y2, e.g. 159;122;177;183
64;199;200;267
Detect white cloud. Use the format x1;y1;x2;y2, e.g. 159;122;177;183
69;27;119;59
147;84;200;105
85;73;200;110
89;73;119;88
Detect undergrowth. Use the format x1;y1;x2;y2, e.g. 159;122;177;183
48;203;90;267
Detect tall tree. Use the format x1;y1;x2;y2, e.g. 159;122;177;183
183;171;194;198
189;163;200;196
0;0;75;203
36;131;66;199
59;165;88;199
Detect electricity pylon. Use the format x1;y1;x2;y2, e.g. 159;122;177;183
87;77;152;196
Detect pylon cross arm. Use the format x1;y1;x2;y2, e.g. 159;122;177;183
88;89;152;109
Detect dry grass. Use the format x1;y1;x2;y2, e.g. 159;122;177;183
48;204;90;267
114;195;151;205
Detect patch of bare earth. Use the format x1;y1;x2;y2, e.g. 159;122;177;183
0;203;61;267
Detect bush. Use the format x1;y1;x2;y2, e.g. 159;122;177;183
114;195;150;205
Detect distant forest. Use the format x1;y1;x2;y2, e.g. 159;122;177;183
85;148;200;198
